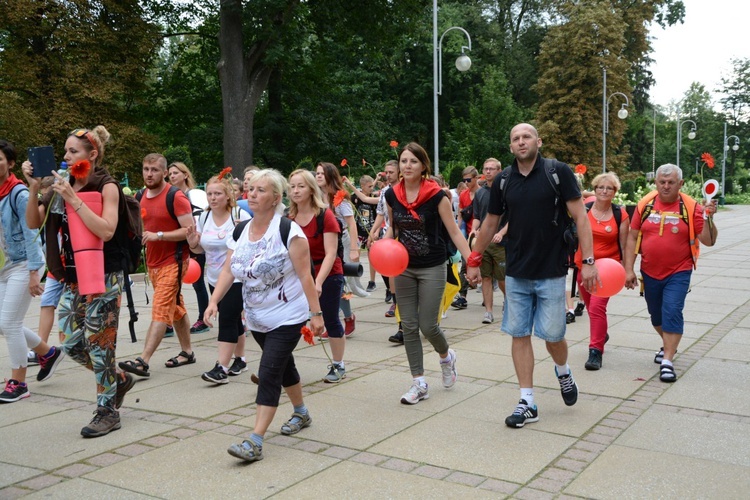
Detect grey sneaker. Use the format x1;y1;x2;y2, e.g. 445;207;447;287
400;382;429;404
227;440;263;463
323;363;346;383
115;372;136;409
440;348;457;388
482;312;494;324
81;407;121;438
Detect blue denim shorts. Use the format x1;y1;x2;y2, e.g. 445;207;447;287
501;275;567;342
41;275;65;308
641;270;691;334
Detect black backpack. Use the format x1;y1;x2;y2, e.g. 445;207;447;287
312;209;345;263
233;216;292;248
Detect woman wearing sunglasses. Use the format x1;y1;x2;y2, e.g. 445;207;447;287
22;126;135;437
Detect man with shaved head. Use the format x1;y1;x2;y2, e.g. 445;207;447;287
468;123;598;428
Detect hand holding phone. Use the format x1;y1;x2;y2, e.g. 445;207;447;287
27;146;57;178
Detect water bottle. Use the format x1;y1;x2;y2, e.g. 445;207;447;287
50;161;69;215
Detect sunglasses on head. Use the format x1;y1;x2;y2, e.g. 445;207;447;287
70;128;95;146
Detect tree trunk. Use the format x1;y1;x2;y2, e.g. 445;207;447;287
217;0;298;178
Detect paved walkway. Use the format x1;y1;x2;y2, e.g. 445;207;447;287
2;206;750;499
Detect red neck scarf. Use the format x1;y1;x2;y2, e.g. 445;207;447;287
0;173;25;200
392;178;443;220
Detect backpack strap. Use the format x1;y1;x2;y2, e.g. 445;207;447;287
9;184;28;221
232;217;292;250
585;201;624;260
541;158;562;227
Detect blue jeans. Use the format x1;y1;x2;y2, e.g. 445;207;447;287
642;270;691;334
502;275;566;342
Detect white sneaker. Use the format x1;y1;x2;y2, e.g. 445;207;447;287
400;382;429;405
440;349;457;388
482;312;493;324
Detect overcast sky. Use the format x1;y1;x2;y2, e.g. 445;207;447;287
649;0;748;108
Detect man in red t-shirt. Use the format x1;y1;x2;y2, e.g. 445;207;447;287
624;164;718;383
119;153;195;378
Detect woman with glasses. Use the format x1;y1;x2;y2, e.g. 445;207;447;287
187;172;250;385
574;173;629;371
168;162;210;335
0;140;65;404
22;126;135;437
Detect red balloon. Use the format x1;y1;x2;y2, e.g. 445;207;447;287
369;239;409;277
183;258;201;284
591;258;626;298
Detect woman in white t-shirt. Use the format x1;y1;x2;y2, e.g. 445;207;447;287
187;173;250;385
204;169;323;464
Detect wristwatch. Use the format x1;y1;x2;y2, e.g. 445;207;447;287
310;311;323;317
157;231;164;241
582;257;595;265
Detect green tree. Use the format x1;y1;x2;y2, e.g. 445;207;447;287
0;0;162;182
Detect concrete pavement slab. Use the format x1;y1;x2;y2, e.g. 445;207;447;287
24;478;154;499
0;463;44;489
565;444;750;499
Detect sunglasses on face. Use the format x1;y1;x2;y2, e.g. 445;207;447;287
463;178;473;183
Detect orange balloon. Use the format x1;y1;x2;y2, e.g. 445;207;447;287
183;258;201;284
591;258;626;298
369;239;409;277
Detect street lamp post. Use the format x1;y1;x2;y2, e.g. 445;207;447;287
676;118;697;168
601;67;629;173
721;122;740;206
433;0;471;175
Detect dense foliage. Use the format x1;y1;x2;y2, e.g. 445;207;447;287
1;0;748;202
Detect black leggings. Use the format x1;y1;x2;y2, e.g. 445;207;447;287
252;322;305;407
209;283;244;343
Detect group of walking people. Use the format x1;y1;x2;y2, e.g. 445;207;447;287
1;121;719;463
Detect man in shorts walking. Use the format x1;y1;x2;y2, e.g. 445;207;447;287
468;123;599;428
119;153;195;378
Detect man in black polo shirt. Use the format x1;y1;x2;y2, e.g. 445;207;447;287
468;123;599;428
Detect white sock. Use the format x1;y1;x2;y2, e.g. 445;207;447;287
414;376;427;387
556;363;570;376
661;359;673;367
219;365;229;373
334;360;345;368
440;351;453;364
521;388;535;407
568;309;575;314
240;356;246;362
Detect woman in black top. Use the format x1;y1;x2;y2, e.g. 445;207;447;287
384;143;471;405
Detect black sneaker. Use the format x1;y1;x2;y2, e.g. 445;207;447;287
36;346;66;382
228;358;247;376
202;363;228;385
505;399;539;428
388;330;404;344
574;301;585;316
81;407;121;438
556;367;578;406
115;372;136;409
565;311;575;324
584;348;602;371
190;320;210;334
385;289;393;303
366;281;377;292
0;379;30;403
451;297;467;309
164;325;175;338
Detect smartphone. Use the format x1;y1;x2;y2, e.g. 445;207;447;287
27;146;57;178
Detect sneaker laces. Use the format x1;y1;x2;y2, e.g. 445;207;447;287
559;374;575;393
512;403;530;415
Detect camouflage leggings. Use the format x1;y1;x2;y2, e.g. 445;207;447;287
59;271;123;409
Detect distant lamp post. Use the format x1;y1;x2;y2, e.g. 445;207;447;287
721;122;741;205
601;67;629;173
433;0;472;175
676;118;697;168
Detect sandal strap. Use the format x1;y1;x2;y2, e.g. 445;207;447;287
136;357;149;370
177;351;194;361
